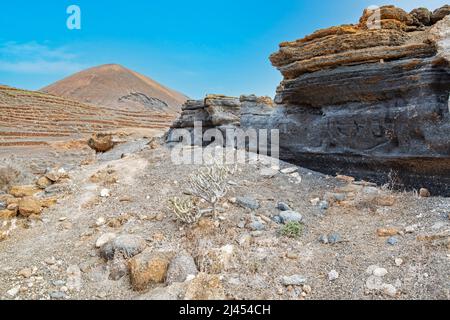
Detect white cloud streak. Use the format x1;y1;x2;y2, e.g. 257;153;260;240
0;41;86;74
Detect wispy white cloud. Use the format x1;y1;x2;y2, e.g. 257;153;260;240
0;41;86;74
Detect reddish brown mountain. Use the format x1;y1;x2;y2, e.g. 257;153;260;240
41;64;187;114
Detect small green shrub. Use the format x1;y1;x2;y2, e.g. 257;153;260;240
281;221;303;238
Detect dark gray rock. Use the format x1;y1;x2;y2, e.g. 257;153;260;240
166;253;198;285
236;196;260;210
277;202;291;211
279;211;303;224
248;220;265;231
100;235;146;261
328;233;342;244
387;237;399;246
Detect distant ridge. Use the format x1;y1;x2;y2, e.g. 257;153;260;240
41;64;187;114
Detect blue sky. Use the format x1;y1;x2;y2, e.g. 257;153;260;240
0;0;447;98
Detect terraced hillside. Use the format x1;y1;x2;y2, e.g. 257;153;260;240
0;85;174;147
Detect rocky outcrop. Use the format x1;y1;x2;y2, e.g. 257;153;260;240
167;94;274;145
167;5;450;195
269;5;450;195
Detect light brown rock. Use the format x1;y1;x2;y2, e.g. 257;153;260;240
36;176;52;189
9;185;40;197
129;250;171;291
18;197;42;217
377;228;399;237
184;273;225;300
88;133;114;152
0;209;16;219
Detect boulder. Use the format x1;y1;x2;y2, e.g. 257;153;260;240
128;250;171;291
166;252;198;285
100;234;146;261
88;133;114;152
18;197;42;217
184;273;225;300
410;8;432;26
431;5;450;24
9;185;40;197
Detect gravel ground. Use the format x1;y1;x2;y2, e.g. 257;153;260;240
0;134;449;300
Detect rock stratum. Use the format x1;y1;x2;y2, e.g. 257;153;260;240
41;64;187;115
170;5;450;195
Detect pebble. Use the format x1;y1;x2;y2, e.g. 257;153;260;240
44;257;56;265
272;216;282;224
366;265;380;275
96;217;106;227
382;283;397;297
279;211;303;224
7;285;21;297
365;275;384;290
0;202;5;210
50;291;66;299
276;202;291;211
373;268;388;277
259;167;278;178
302;285;312;294
282;275;307;286
328;270;339;281
328;233;341;244
286;252;299;260
394;258;403;267
66;265;82;292
387;237;398;245
18;267;33;278
96;233;117;248
319;235;329;244
248;220;265;231
280;167;298;174
318;200;329;210
53;280;66;286
405;225;417;233
238;233;252;247
236;196;260;210
419;188;430;198
100;188;110;198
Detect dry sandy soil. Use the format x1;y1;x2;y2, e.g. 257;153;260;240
0;131;449;300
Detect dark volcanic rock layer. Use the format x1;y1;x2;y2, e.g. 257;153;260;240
269;5;450;195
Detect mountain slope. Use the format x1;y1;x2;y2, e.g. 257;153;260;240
41;64;187;114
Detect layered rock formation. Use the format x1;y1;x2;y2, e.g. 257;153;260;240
168;5;450;194
167;94;274;146
269;5;450;195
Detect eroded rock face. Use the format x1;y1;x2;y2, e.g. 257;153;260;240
269;6;450;195
167;5;450;195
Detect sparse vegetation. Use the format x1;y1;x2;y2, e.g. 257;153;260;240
0;164;20;192
168;163;236;224
281;221;303;238
168;196;201;224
